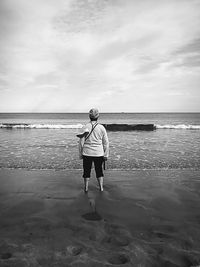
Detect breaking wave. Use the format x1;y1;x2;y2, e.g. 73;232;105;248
156;124;200;130
0;123;83;129
0;123;200;130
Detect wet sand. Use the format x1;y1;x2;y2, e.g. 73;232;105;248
0;169;200;267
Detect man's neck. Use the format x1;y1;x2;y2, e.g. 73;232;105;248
90;120;98;124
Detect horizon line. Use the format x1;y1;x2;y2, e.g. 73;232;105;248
0;111;200;114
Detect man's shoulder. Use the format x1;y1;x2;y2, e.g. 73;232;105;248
97;123;106;131
85;122;106;132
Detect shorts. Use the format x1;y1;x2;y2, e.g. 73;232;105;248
82;155;104;178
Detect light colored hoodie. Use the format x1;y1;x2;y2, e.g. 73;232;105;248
79;121;109;158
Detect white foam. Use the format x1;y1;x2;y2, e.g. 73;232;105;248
0;123;83;129
1;123;200;130
156;124;200;130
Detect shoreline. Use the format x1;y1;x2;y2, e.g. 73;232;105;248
0;169;200;266
1;167;200;171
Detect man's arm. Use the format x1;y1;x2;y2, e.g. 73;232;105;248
78;138;84;159
102;127;109;159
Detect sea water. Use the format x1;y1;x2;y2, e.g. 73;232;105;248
0;113;200;170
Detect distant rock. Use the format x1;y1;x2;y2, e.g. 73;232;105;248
103;124;156;131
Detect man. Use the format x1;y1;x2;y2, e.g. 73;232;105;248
77;108;109;192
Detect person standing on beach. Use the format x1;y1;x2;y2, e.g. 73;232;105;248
77;108;109;193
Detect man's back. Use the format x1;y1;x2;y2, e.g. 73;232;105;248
83;122;109;157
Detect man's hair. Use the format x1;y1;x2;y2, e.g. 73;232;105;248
90;117;98;121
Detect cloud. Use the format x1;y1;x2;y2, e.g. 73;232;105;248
175;38;200;55
172;38;200;68
0;0;200;112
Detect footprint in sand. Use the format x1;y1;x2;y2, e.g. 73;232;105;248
108;253;130;265
1;252;12;260
102;223;132;247
67;245;82;256
111;235;130;247
102;235;130;247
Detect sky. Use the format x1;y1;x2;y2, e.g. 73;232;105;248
0;0;200;112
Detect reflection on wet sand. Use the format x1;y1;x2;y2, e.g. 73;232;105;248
0;169;200;266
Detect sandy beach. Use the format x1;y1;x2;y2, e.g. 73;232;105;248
0;169;200;267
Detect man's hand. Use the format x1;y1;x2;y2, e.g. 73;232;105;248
103;156;108;161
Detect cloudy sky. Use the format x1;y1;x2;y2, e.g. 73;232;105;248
0;0;200;112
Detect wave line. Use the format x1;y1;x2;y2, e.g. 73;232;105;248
0;123;83;129
156;124;200;130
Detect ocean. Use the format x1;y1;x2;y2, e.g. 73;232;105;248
0;113;200;170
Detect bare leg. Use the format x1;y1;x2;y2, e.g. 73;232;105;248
97;177;104;191
84;178;89;193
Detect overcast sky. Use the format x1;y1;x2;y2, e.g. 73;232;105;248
0;0;200;112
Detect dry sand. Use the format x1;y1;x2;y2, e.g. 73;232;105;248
0;169;200;267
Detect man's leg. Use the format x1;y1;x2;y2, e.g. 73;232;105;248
97;176;104;191
94;157;104;191
84;178;89;192
83;156;92;193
